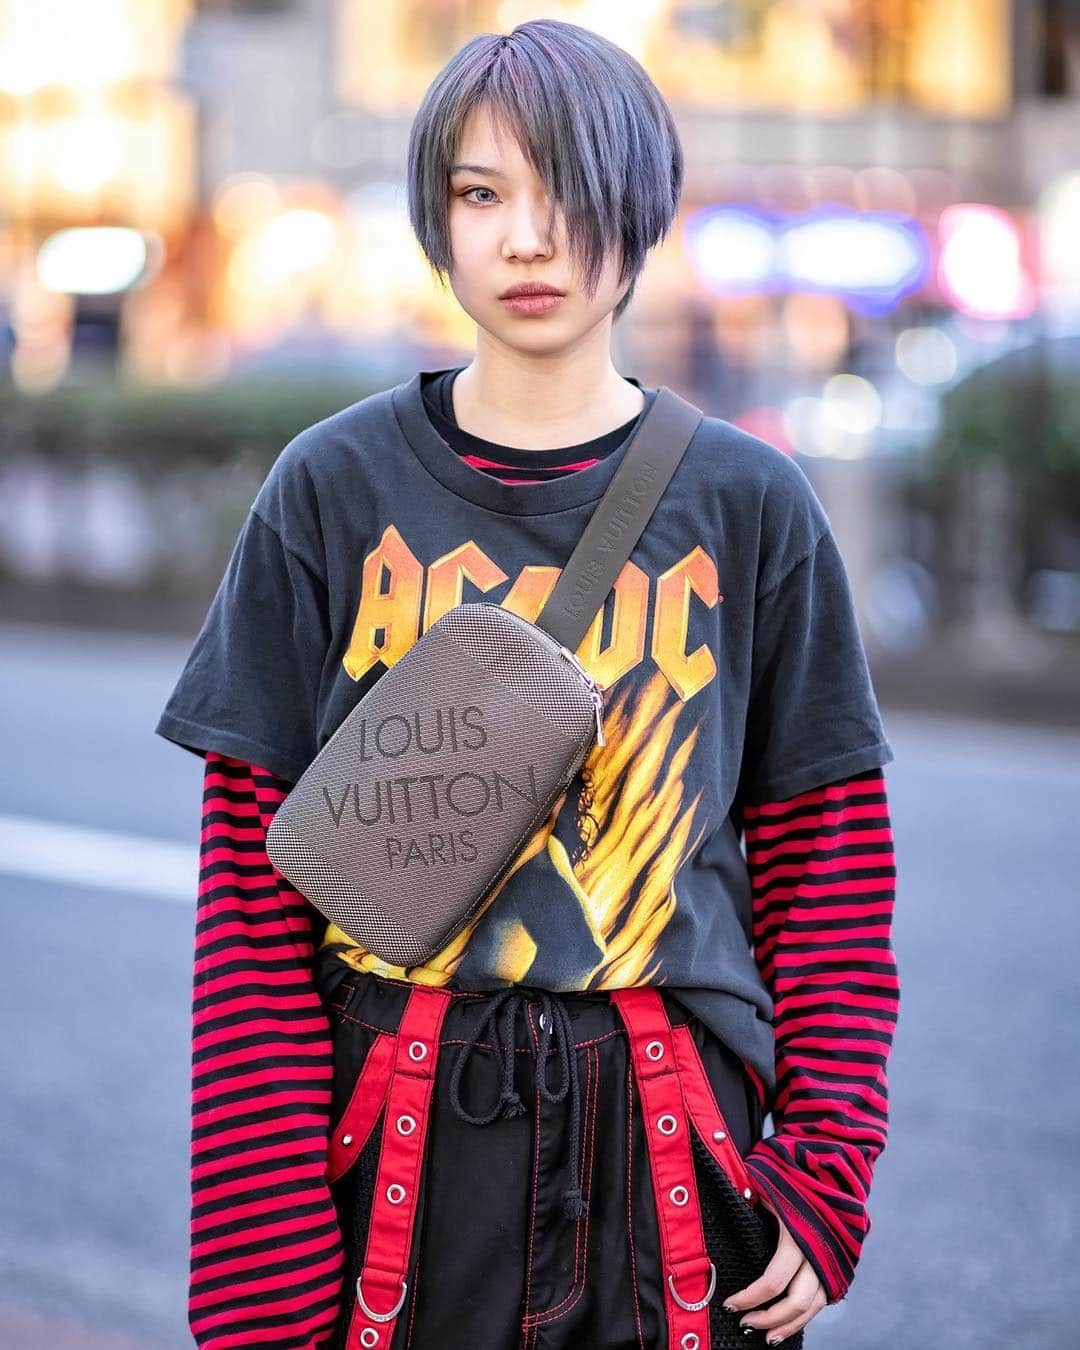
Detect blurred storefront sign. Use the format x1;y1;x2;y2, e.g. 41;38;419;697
336;0;1012;119
0;0;196;231
936;204;1038;320
0;0;196;387
684;204;930;313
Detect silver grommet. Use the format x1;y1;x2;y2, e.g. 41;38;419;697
645;1039;664;1060
386;1183;406;1204
396;1114;416;1135
669;1185;689;1206
408;1040;427;1061
360;1331;379;1347
341;1133;354;1146
355;1273;408;1322
681;1334;701;1350
657;1114;678;1135
538;1011;547;1030
713;1129;727;1142
669;1261;716;1311
743;1186;754;1200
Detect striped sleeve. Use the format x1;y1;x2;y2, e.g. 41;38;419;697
189;751;343;1348
740;767;899;1304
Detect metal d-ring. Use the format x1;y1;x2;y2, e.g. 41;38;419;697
355;1272;408;1322
668;1261;717;1312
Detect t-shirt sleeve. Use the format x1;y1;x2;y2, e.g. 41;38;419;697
738;522;894;805
154;507;331;785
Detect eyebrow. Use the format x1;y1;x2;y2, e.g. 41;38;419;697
449;163;506;178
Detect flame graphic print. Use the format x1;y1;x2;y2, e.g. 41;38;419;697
321;667;708;991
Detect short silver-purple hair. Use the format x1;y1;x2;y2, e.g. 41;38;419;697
406;18;684;322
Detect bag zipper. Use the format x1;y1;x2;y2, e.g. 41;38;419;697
556;644;606;747
489;605;606;747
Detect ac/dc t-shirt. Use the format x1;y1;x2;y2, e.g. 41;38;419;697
154;365;894;1098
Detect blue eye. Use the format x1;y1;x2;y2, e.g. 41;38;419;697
460;186;497;205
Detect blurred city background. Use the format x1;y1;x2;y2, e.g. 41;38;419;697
0;2;1077;1348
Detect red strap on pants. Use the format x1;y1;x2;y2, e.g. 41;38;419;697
345;983;452;1350
612;987;715;1350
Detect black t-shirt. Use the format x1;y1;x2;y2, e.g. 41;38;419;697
154;365;894;1099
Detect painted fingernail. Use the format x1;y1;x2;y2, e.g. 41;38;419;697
740;1327;756;1337
767;1338;783;1347
723;1302;739;1313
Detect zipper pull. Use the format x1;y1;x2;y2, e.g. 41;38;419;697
559;645;605;744
591;687;606;746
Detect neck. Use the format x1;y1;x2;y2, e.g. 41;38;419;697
451;337;644;450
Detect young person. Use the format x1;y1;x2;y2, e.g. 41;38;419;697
156;19;899;1350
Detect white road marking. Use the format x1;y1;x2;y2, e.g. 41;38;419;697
0;814;196;901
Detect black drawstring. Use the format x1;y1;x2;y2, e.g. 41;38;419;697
447;987;588;1221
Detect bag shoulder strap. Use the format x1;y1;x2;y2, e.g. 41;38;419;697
533;384;704;653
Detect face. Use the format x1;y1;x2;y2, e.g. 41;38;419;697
445;103;628;352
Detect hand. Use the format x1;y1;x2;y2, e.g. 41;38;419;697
720;1193;828;1345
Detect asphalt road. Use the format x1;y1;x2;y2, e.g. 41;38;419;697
0;620;1076;1349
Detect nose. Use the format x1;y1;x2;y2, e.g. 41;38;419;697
502;197;556;259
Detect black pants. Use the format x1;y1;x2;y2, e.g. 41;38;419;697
314;955;802;1350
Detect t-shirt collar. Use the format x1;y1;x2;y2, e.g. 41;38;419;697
391;366;656;517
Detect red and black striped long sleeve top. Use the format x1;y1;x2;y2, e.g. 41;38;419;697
191;754;342;1349
188;750;897;1346
741;766;898;1304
